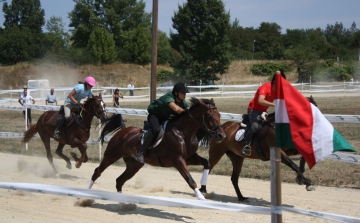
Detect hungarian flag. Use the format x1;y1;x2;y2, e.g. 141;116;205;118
274;74;355;169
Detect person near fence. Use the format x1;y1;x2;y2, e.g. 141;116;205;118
20;85;30;97
241;70;286;156
136;82;190;163
127;82;134;96
18;89;35;126
113;88;123;107
46;88;58;106
54;76;96;139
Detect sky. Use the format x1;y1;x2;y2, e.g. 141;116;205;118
0;0;359;34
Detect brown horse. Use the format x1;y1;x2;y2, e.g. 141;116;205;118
22;94;107;175
199;96;317;201
86;97;226;200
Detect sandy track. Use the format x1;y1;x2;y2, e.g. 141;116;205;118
0;152;359;223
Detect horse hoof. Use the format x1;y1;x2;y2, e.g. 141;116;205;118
75;163;81;168
306;185;316;191
66;163;72;169
239;197;250;202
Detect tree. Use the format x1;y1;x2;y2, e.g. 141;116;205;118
170;0;231;84
121;24;151;64
2;0;45;32
68;0;151;64
88;26;117;64
157;31;172;65
0;0;46;64
284;45;318;82
44;16;70;55
256;22;282;59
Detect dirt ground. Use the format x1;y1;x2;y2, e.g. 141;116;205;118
0;152;359;223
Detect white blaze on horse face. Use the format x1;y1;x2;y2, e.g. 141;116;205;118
100;101;106;117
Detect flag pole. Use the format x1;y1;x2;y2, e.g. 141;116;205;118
270;147;282;223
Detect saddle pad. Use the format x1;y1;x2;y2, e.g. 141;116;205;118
235;129;245;141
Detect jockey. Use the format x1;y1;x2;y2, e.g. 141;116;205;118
241;71;286;156
137;82;190;163
54;76;96;139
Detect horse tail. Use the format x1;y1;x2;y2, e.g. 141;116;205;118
22;124;38;143
100;114;126;145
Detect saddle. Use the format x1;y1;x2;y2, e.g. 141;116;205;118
140;121;165;148
49;106;83;129
235;112;271;161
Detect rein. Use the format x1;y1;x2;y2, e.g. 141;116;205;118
188;105;221;137
81;98;106;119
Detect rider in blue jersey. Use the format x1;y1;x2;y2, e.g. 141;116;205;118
54;76;96;139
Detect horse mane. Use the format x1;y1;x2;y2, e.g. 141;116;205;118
189;97;215;108
188;97;216;148
82;96;97;107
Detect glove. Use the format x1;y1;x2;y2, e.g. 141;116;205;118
181;108;189;114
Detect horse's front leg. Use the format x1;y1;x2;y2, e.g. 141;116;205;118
186;153;210;194
173;156;205;200
70;143;88;168
55;143;72;170
280;152;315;191
225;150;247;202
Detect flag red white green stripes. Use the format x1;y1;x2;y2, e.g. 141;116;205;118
274;74;355;169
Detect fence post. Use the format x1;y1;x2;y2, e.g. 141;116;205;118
25;105;28;151
270;147;282;223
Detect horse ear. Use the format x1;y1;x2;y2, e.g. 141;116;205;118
210;98;214;103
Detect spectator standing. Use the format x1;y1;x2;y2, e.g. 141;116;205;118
113;88;124;107
18;90;35;126
127;82;134;96
20;85;30;97
46;88;58;106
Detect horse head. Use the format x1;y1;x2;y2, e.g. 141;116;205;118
83;94;107;121
188;97;226;142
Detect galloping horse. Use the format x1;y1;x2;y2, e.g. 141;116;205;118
22;94;107;175
86;97;226;200
200;96;317;201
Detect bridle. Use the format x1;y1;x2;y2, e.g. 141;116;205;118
188;104;222;137
81;98;106;119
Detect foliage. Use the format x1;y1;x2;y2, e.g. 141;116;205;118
2;0;45;32
88;26;117;64
64;47;97;65
157;69;175;83
0;0;46;64
157;31;172;65
0;26;46;65
68;0;151;64
304;61;352;82
251;62;290;76
284;44;319;82
170;0;232;84
121;24;151;64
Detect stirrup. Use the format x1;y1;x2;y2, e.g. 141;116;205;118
54;129;60;139
241;144;251;156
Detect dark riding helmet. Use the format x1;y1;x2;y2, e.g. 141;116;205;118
271;70;286;84
172;82;189;94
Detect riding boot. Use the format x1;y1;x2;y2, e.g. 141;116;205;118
241;128;255;156
54;117;66;139
137;131;155;163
